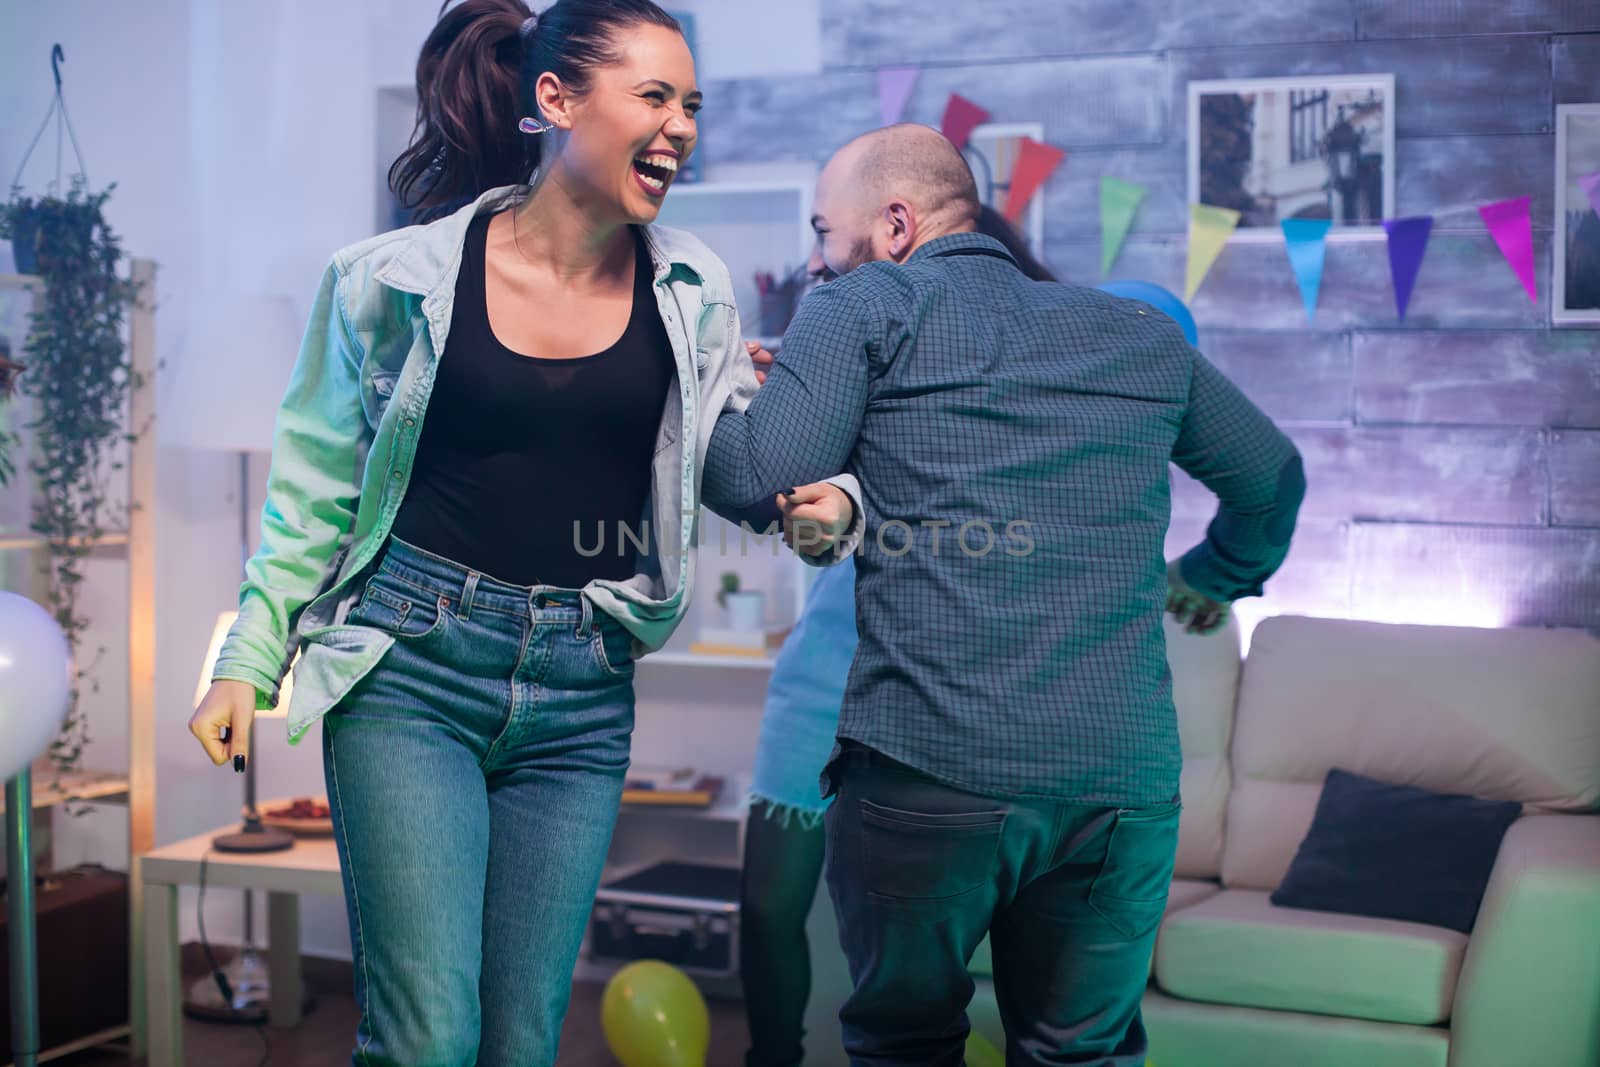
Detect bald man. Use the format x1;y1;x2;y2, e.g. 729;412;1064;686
702;125;1304;1066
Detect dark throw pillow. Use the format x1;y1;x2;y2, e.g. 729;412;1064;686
1270;768;1521;934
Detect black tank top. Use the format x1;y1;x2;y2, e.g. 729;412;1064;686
390;213;674;588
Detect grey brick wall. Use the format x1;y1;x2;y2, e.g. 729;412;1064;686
699;2;1599;632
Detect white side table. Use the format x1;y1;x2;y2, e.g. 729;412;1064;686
138;829;342;1067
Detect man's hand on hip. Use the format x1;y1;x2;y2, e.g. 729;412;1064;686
1166;560;1231;635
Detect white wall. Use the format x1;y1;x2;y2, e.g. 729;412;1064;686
2;0;820;964
673;0;822;79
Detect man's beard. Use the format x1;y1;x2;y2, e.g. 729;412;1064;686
837;235;876;276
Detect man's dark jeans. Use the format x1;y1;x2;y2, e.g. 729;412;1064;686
823;743;1179;1066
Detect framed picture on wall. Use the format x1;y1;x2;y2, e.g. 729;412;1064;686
1554;103;1600;326
963;122;1045;254
1187;74;1396;240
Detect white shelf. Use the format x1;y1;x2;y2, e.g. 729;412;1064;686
653;179;813;333
0;530;130;552
619;785;748;825
0;760;131;814
641;649;776;670
0;272;45;292
665;178;809;198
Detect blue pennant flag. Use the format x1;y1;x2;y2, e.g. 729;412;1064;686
1281;219;1332;321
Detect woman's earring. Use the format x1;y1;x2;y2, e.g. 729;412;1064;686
519;115;554;136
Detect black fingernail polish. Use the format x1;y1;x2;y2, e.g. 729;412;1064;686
233;755;245;772
783;486;796;496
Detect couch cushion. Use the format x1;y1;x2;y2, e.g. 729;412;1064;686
1154;889;1467;1025
1272;769;1520;933
1150;877;1222;978
1166;615;1242;881
1142;989;1451;1067
1223;617;1600;891
968;877;1219;979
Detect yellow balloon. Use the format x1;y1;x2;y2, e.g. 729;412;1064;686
600;960;710;1067
964;1030;1004;1067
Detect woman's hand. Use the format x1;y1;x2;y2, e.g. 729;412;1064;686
746;339;775;385
188;679;260;770
778;482;854;557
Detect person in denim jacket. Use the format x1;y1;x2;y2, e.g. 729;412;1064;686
186;2;857;1064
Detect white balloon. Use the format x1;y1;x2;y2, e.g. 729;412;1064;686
0;591;73;782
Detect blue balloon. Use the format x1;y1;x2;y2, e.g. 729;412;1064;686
1096;280;1199;346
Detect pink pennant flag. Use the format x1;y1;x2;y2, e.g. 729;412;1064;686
1581;170;1600;220
877;67;919;127
940;94;990;151
1003;138;1066;223
1478;196;1536;304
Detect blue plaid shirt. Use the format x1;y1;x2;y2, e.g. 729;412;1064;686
704;233;1303;805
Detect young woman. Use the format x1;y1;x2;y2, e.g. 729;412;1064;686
186;2;853;1064
739;206;1053;1067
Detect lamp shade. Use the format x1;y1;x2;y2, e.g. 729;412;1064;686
195;610;294;716
162;295;301;452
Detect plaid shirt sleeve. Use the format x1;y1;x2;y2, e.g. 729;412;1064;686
701;283;874;512
1171;349;1306;601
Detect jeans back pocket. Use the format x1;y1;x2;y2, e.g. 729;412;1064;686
860;799;1005;919
1087;800;1181;940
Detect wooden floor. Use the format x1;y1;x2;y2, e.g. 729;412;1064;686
49;968;752;1067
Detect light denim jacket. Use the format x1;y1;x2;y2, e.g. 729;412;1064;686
212;186;858;744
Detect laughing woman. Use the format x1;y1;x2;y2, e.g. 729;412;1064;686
185;2;854;1064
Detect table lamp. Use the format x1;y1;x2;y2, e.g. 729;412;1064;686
162;294;303;1022
194;609;296;853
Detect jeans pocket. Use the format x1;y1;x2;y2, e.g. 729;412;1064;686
859;799;1005;920
1087;800;1181;940
590;619;636;678
348;578;448;641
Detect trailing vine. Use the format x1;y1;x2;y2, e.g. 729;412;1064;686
1;176;141;781
0;335;20;487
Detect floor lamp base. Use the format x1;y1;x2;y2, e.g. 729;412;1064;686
180;948;314;1023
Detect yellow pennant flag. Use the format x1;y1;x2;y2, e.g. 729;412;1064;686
1185;203;1241;301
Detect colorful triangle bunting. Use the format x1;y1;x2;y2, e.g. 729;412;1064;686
1185;204;1240;301
1383;216;1433;321
1281;219;1332;321
877;67;918;128
1003;138;1066;223
940;94;990;151
1479;196;1537;304
1100;177;1147;277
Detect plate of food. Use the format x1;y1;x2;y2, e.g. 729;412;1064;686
257;796;334;835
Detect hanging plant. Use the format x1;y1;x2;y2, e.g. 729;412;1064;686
0;335;22;487
0;46;141;784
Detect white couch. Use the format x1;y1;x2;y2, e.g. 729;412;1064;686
801;615;1600;1066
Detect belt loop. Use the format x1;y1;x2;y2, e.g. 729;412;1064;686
578;594;593;639
459;572;480;621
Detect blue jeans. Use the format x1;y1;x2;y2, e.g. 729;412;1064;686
823;743;1178;1066
322;537;636;1067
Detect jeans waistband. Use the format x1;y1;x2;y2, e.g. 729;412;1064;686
378;536;590;623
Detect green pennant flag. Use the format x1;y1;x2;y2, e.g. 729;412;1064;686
1100;177;1148;277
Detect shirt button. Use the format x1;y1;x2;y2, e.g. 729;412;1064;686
391;470;401;479
404;417;415;428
